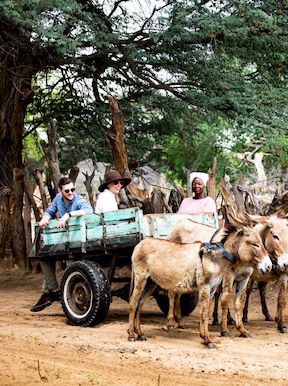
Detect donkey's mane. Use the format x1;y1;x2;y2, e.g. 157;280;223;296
220;224;238;244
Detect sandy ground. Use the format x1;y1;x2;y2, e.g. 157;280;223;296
1;271;288;386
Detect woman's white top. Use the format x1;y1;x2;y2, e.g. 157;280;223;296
95;189;118;213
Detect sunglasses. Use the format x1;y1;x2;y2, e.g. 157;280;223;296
112;180;124;186
64;188;76;193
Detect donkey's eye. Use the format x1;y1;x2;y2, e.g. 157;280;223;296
273;235;280;241
251;243;259;248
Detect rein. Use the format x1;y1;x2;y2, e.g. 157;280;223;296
209;228;222;243
202;242;238;264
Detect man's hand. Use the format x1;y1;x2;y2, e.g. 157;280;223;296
57;212;70;228
39;217;50;229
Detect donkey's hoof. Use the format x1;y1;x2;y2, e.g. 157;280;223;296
278;326;287;333
265;315;273;322
221;331;230;337
137;335;147;341
177;324;187;330
240;331;251;338
206;342;215;349
163;325;173;331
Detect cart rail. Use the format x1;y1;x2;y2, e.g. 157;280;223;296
29;207;218;260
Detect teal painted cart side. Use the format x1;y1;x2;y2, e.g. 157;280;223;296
32;208;217;258
35;207;144;258
142;212;218;239
31;207;217;260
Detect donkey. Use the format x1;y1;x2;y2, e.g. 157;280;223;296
242;216;288;333
210;215;288;332
128;226;271;348
168;218;276;338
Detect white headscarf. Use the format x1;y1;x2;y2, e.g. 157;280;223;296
190;172;209;187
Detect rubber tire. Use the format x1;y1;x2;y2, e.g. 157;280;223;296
61;260;111;327
154;288;198;317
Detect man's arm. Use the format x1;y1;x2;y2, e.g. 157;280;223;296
38;196;59;228
57;197;93;229
74;198;93;215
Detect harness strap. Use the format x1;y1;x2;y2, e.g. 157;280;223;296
209;228;222;243
202;242;238;264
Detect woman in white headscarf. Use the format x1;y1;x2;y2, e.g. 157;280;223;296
177;172;217;214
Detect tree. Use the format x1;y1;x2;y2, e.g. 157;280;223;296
1;0;288;267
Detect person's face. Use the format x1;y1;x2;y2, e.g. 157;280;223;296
192;177;205;195
60;182;76;201
107;180;123;195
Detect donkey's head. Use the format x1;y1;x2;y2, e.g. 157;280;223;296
259;216;288;271
224;226;272;273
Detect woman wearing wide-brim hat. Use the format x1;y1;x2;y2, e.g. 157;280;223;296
95;171;131;213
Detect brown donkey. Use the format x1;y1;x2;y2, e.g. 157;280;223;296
128;226;271;348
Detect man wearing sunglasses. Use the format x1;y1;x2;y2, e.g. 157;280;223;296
31;176;93;312
95;170;131;213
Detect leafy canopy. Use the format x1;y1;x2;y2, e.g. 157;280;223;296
2;0;288;183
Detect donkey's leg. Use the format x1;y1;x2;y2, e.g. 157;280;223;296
174;293;184;327
258;281;273;321
227;308;235;325
199;285;215;348
212;285;221;325
174;293;188;329
134;280;157;340
275;273;288;333
220;276;233;337
234;278;251;338
128;274;148;341
165;291;179;329
242;278;254;323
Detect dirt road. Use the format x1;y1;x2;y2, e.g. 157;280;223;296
1;271;288;386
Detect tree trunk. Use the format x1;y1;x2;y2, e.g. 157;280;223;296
83;168;96;209
106;96;147;207
23;160;41;222
69;165;80;183
207;157;217;201
23;191;34;271
11;169;27;268
41;119;61;191
0;187;13;268
0;22;38;267
35;169;49;211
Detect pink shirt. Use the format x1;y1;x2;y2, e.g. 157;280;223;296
178;196;217;214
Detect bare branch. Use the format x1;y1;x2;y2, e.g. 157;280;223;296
108;0;129;18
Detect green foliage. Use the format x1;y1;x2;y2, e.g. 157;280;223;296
3;0;288;184
263;132;288;170
23;132;44;163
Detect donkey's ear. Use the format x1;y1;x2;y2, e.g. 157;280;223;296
246;214;269;224
242;227;251;237
261;222;273;230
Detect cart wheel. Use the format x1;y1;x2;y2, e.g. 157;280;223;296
61;260;111;327
154;288;198;317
